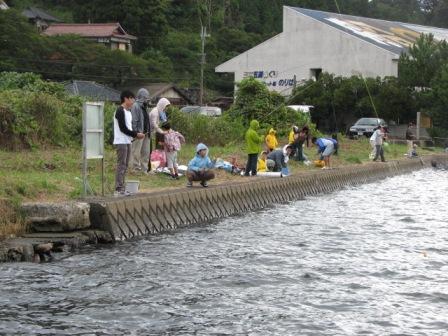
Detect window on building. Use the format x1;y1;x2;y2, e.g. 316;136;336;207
310;68;322;81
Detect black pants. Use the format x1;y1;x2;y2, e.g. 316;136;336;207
245;153;258;176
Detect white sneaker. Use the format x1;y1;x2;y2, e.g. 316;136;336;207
321;166;330;170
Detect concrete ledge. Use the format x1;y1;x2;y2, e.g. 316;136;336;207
89;154;447;240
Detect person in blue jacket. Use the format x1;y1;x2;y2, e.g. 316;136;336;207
187;143;215;187
312;137;338;169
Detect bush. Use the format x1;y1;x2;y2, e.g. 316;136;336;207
168;108;245;146
227;77;318;135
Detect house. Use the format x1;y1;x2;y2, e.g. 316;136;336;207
0;1;9;10
127;83;195;106
65;80;121;103
22;7;61;31
44;23;136;53
216;6;448;96
210;97;233;110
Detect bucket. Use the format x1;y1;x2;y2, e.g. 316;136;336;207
125;180;139;194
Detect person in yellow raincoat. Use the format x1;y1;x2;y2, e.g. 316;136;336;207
288;125;299;144
265;128;279;152
257;151;268;172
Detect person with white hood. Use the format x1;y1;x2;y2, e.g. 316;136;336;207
149;98;171;159
130;88;150;172
267;145;294;172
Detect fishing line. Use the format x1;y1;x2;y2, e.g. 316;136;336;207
333;0;379;119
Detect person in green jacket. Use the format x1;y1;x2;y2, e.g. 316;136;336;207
245;120;264;176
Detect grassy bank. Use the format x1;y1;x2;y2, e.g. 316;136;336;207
0;137;439;239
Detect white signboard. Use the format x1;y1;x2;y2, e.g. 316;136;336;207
83;102;104;159
82;102;105;196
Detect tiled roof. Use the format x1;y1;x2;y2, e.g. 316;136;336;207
65;80;121;102
22;7;61;22
44;23;137;40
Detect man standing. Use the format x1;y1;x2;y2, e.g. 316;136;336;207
370;126;386;162
244;120;264;176
406;122;416;157
114;90;145;196
130;88;150;172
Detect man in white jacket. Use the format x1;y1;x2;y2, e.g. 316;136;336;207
113;91;145;196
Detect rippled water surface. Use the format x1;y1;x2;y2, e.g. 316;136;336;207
1;169;448;335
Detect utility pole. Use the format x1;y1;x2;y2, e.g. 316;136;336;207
199;25;209;106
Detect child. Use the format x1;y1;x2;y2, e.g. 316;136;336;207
161;122;185;179
265;128;278;152
187;143;215;187
245;120;264;176
257;151;268;172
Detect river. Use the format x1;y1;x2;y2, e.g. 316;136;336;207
1;169;448;335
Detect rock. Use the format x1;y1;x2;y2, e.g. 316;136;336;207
21;202;91;232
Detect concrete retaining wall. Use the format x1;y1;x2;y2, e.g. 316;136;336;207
89;154;447;240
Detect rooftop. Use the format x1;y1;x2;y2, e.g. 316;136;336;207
22;7;61;22
44;23;136;40
289;7;448;55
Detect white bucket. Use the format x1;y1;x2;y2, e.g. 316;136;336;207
125;180;139;194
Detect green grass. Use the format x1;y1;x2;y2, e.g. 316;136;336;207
0;137;443;238
0;138;442;204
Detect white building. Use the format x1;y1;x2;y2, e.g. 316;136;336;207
0;1;9;10
216;6;448;96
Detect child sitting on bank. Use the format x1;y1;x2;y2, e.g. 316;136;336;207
187;143;215;187
257;151;276;173
162;122;185;179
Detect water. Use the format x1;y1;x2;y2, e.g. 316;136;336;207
1;169;448;336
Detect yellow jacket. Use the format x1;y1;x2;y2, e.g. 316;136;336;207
257;157;267;172
288;130;295;144
265;128;278;149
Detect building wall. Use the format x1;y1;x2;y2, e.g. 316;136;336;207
216;7;399;96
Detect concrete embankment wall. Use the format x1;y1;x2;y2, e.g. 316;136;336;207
89;154;447;240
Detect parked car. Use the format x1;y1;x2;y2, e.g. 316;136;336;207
180;106;222;117
348;118;388;138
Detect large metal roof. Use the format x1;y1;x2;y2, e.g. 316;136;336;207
290;7;448;55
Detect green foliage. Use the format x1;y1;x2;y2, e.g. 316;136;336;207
0;72;82;150
290;73;417;131
168;107;245;146
0;9;151;86
227;77;318;135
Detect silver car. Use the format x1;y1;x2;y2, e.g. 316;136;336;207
180;106;222;117
349;118;387;138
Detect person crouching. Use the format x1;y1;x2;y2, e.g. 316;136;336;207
267;145;294;172
312;137;337;169
187;143;215;187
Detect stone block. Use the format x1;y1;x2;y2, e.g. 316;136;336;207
22;202;90;232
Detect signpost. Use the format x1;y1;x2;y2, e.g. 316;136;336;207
82;102;105;197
